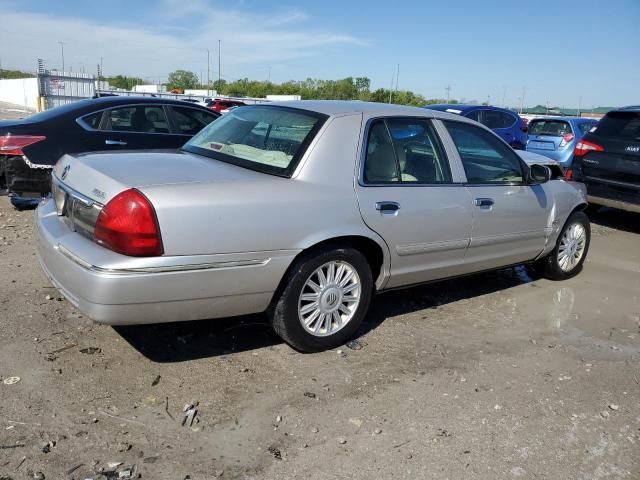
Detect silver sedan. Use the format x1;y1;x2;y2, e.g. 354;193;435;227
36;101;590;351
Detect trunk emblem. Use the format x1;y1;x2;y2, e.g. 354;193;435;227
625;146;640;153
61;165;70;180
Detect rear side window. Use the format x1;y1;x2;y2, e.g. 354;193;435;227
481;110;516;129
528;120;572;136
171;107;218;135
184;105;326;177
80;112;102;129
444;120;523;184
106;106;170;133
578;122;596;135
592;112;640;141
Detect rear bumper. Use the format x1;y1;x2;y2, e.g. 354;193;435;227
525;148;572;167
36;198;298;325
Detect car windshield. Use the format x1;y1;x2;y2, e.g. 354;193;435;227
183;105;326;176
528;120;572;136
592;111;640;141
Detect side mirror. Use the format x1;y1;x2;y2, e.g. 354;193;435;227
528;164;551;184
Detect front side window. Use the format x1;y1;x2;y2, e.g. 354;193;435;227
183;106;326;177
444;120;523;184
171;106;218;135
106;106;169;133
363;118;452;184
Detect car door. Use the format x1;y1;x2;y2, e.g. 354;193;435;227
441;120;550;271
96;105;184;150
355;117;473;288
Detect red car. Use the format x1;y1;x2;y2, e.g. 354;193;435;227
207;99;246;113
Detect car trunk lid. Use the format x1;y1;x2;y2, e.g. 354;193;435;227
51;149;269;239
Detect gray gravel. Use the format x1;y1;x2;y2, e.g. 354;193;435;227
0;197;639;480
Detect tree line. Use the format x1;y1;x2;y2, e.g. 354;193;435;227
164;70;455;106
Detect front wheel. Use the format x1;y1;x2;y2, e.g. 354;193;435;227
537;211;590;280
269;246;373;352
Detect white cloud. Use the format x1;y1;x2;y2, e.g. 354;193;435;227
0;2;366;82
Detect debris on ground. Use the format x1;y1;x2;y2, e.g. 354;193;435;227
151;375;161;386
345;339;366;350
608;403;619;411
182;401;198;428
268;446;282;460
336;349;347;358
374;428;382;434
45;343;77;361
303;391;316;399
79;347;101;355
41;440;56;453
2;376;21;385
338;437;347;444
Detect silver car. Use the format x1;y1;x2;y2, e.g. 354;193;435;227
36;101;590;352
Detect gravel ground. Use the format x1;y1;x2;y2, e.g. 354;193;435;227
0;197;639;480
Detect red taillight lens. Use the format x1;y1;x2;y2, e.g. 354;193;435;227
564;168;573;180
0;135;46;155
94;189;163;257
574;139;603;157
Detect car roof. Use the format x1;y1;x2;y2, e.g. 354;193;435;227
528;116;597;123
266;100;469;122
425;104;516;114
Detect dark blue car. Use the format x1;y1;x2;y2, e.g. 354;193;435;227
424;104;528;149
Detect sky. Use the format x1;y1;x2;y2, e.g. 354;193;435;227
0;0;638;108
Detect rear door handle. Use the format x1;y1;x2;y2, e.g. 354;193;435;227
474;198;494;207
105;139;127;146
375;201;401;213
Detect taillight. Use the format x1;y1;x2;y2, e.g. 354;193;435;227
94;189;163;257
0;135;46;155
564;168;573;180
559;133;575;147
574;139;603;157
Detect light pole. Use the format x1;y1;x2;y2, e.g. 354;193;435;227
218;40;221;87
206;49;210;95
58;41;65;73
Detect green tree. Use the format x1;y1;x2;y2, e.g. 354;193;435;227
0;69;36;79
167;70;199;90
106;75;144;90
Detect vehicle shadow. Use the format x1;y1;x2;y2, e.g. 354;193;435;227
588;207;640;235
116;265;537;363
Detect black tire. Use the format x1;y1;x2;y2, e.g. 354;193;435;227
268;246;373;352
536;211;590;280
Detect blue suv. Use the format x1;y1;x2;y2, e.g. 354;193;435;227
424;104;528;149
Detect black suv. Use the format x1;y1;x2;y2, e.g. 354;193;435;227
571;106;640;214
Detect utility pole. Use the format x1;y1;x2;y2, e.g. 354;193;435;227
577;96;582;116
445;84;451;103
218;40;221;86
58;41;65;73
388;70;394;103
206;49;210;95
394;63;399;94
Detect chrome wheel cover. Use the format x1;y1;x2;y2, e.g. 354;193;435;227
557;222;587;272
298;260;361;337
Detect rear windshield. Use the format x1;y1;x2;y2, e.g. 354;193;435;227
528;120;572;136
592;112;640;141
183;105;327;177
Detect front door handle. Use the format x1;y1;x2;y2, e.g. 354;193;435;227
474;198;494;207
105;139;127;146
375;201;401;213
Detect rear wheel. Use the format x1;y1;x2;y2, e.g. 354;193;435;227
537;211;590;280
269;246;373;352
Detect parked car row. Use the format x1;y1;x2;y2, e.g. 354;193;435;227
0;97;220;208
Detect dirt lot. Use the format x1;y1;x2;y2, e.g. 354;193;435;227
0;196;639;480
